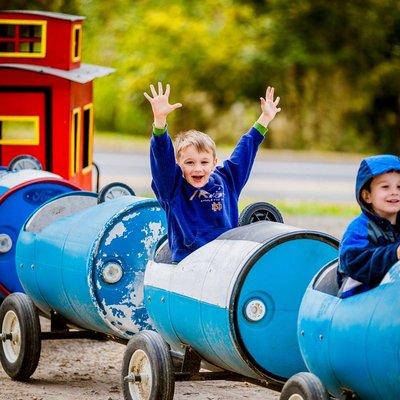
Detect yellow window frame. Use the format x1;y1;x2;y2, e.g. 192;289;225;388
0;19;47;58
0;115;40;145
82;103;93;174
71;24;82;62
70;107;81;176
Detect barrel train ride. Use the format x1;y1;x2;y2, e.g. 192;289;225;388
1;9;397;400
2;163;399;400
0;157;345;400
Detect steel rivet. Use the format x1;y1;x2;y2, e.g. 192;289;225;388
319;334;324;340
300;330;305;336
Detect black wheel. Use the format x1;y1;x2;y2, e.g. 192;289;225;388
0;293;41;381
239;201;284;225
97;182;135;203
8;155;42;171
122;330;175;400
280;372;329;400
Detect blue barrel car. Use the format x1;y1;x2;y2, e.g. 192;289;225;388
280;259;400;400
0;169;78;299
0;193;166;381
121;221;339;400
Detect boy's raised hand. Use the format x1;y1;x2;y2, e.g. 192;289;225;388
144;82;182;129
257;86;281;128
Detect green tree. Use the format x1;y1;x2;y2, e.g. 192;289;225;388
0;0;79;13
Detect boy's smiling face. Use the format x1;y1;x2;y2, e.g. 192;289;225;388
361;171;400;224
177;145;217;188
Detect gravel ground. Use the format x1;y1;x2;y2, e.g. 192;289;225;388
0;215;351;400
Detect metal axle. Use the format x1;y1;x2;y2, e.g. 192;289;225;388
0;333;12;342
124;373;142;383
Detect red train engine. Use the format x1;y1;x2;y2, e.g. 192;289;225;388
0;10;113;190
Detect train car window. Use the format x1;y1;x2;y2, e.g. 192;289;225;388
0;20;46;58
71;24;82;62
70;108;81;176
0;116;39;145
82;103;93;172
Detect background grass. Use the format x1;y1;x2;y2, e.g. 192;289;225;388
239;200;359;217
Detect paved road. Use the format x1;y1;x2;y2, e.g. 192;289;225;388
93;148;360;203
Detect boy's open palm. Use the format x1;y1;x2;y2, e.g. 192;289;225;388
144;82;182;128
260;86;281;124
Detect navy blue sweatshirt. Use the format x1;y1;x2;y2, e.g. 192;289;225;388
150;125;265;262
338;154;400;297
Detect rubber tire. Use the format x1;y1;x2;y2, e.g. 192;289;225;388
122;330;175;400
7;155;42;171
280;372;329;400
239;201;284;225
97;182;136;203
0;293;41;381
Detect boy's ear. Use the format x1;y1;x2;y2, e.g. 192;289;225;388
361;189;372;204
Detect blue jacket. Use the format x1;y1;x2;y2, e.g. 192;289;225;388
338;154;400;297
150;126;264;262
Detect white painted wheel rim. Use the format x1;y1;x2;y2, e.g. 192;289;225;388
128;349;152;400
2;310;21;363
288;394;304;400
105;187;130;201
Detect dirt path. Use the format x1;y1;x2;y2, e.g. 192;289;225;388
0;216;350;400
0;336;280;400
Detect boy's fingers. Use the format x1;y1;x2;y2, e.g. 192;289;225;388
274;96;280;106
165;83;170;97
276;107;282;112
150;84;157;97
143;92;152;101
158;81;163;95
171;102;182;110
266;86;271;99
270;87;274;100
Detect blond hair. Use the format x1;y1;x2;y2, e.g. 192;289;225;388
174;130;216;160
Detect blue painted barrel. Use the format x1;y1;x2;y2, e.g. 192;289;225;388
298;259;400;400
0;170;78;298
144;222;338;382
16;195;167;339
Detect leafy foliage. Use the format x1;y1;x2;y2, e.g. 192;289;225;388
4;0;400;152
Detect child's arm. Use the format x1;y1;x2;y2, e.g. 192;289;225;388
339;225;399;286
145;82;182;201
219;86;281;194
144;82;182;128
397;244;400;259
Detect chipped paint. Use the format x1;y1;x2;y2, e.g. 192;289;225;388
105;221;126;245
99;271;153;338
141;221;164;258
122;212;139;222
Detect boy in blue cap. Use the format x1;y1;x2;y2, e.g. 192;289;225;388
144;82;281;263
338;154;400;298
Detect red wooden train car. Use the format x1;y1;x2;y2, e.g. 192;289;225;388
0;10;113;190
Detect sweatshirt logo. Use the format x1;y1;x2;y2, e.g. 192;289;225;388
189;186;224;212
212;202;222;212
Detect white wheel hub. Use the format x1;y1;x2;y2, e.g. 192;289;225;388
288;395;305;400
2;310;21;363
105;187;130;201
128;349;152;400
